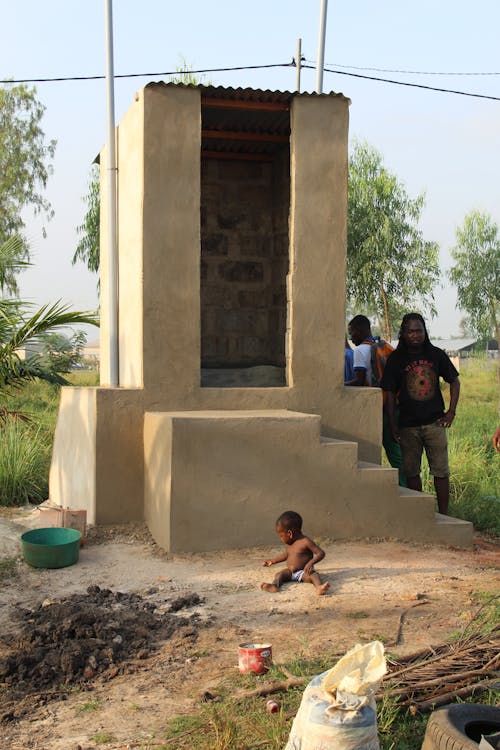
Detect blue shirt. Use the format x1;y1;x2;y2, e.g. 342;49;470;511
344;348;354;382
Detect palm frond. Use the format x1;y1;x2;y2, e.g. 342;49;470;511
3;301;98;352
0;350;69;393
0;301;99;393
0;235;30;294
0;236;99;392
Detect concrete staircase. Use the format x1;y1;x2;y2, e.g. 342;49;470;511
144;409;473;553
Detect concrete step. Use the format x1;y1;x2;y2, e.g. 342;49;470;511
320;436;358;448
357;460;398;484
395;488;473;547
319;436;359;471
427;512;474;548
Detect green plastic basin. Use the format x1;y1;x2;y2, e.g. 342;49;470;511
21;527;82;569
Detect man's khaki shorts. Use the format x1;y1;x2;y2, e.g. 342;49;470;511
399;421;449;478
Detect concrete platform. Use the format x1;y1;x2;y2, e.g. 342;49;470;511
144;409;473;552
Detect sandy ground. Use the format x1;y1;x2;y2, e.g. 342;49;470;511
0;508;499;749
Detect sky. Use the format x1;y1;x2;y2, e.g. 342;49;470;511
3;0;500;343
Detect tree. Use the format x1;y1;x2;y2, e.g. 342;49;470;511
0;83;56;277
449;210;500;373
347;141;440;340
37;331;87;374
73;164;100;282
0;236;98;394
458;317;474;339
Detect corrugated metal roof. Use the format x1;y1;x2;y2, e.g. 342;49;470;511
146;82;349;159
145;81;349;103
432;338;477;352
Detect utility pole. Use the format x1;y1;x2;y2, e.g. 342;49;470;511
296;38;302;92
315;0;328;93
104;0;119;386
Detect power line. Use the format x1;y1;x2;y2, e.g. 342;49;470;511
316;59;500;76
2;59;499;101
306;65;500;101
0;62;294;85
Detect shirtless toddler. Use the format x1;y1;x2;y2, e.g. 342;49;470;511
261;511;329;596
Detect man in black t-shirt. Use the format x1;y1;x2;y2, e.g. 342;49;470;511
381;313;460;515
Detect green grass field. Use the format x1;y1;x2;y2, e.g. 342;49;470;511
0;362;498;534
425;357;499;535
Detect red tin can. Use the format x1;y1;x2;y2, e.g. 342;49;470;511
238;643;272;675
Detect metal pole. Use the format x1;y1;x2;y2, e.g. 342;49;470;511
315;0;328;93
104;0;119;386
296;38;302;92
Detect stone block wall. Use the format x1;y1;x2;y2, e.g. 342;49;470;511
200;148;290;369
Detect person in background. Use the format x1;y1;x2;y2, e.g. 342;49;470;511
344;336;354;383
493;425;500;452
381;313;460;515
346;315;406;486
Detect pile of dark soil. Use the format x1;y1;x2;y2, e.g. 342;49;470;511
0;585;202;722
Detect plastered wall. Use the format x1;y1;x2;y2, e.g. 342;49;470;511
98;85;381;460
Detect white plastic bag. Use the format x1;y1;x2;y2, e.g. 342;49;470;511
285;641;387;750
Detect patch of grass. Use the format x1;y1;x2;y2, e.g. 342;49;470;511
208;705;241;749
0;421;50;505
91;732;114;744
247;705;290;748
0;557;18;580
378;693;428;750
164;714;205;737
346;610;370;619
368;633;390;644
162;699;299;749
164;706;240;749
76;697;101;713
420;359;499;536
457;591;500;638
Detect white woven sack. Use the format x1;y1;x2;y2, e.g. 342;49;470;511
285;641;386;750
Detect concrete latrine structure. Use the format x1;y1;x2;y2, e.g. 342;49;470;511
49;83;472;551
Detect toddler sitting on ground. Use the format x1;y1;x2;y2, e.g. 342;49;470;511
261;510;329;596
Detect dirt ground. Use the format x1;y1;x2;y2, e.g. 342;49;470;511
0;509;498;750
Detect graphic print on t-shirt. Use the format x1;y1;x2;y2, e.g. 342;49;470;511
404;360;437;401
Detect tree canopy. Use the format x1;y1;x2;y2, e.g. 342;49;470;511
0;83;56;272
73;164;100;282
347;141;440;340
449;210;500;351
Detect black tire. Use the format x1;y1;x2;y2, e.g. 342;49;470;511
421;704;500;750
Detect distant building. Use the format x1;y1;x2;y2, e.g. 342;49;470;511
82;341;100;368
432;339;477;372
432;338;477;356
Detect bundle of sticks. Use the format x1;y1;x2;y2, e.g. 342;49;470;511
381;623;499;713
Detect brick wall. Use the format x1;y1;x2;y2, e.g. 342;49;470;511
200;149;290;368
